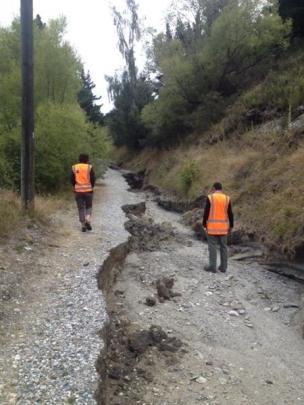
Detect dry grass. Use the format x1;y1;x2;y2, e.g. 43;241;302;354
0;190;69;239
0;190;22;238
121;134;304;259
34;193;68;225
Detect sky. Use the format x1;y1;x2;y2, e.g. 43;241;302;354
0;0;172;112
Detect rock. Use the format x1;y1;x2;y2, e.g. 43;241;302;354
228;228;255;245
193;221;207;241
142;184;161;195
127;325;182;355
195;376;207;384
128;330;154;355
145;296;157;307
244;109;264;125
150;325;168;343
283;303;299;309
109;163;121;170
159;336;183;352
289;113;304;137
122;202;146;217
156;279;171;301
228;310;240;317
123;170;145;190
157;195;206;214
231;250;264;261
108;367;123;380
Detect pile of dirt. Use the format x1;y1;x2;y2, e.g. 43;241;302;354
96;313;183;405
122;171;145;190
155;276;181;302
125;216;176;252
121;202;146;217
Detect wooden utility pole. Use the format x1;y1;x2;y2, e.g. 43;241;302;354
21;0;34;210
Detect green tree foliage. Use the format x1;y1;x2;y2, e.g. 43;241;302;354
106;0;154;149
0;17;110;192
78;70;104;125
106;71;153;148
35;103;109;192
279;0;304;37
141;0;291;147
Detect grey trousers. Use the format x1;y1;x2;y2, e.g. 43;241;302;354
207;234;228;271
75;192;93;224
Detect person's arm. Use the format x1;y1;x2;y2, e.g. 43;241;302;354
90;167;96;188
228;201;234;229
203;198;210;228
71;170;76;187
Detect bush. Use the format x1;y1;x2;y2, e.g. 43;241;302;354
180;160;199;194
35;103;111;193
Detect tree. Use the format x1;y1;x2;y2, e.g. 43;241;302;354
279;0;304;37
34;14;46;30
0;17;110;191
78;70;104;125
106;0;154;148
141;0;291;147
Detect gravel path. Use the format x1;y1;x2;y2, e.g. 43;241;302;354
0;170;141;404
103;191;304;404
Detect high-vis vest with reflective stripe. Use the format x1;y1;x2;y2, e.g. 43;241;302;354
72;163;93;193
206;191;230;235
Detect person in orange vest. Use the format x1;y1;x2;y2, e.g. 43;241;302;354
71;154;96;232
203;182;234;273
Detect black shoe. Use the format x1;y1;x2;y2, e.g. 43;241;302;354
81;226;87;232
218;266;227;273
204;265;216;273
85;222;92;231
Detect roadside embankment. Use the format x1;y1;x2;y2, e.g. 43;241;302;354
113;113;304;262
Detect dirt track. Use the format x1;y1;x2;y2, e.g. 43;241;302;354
98;173;304;405
1;169;304;404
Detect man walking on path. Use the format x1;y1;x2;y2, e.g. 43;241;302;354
203;182;234;273
71;154;96;232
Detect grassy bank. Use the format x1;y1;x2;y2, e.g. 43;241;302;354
114;128;304;260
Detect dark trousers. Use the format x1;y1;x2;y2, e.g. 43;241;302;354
75;192;93;224
207;234;228;271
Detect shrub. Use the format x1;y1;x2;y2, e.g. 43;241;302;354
180;160;199;194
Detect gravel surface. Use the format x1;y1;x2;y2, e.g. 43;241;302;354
0;169;141;404
102;192;304;404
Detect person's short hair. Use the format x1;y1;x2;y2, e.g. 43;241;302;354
79;153;89;163
213;182;222;190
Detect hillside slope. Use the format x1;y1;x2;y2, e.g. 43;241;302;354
114;47;304;260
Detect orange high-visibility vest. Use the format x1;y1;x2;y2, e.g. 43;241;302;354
72;163;93;193
207;191;230;235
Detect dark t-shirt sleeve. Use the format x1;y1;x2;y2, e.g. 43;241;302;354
228;201;234;229
71;170;76;186
90;168;96;188
203;198;210;228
